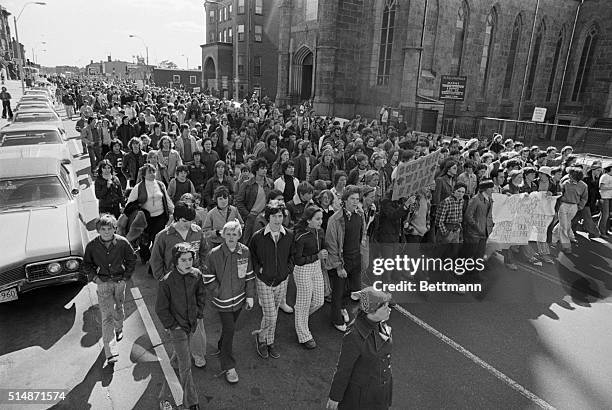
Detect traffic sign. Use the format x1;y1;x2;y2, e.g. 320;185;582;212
532;107;547;122
439;75;467;101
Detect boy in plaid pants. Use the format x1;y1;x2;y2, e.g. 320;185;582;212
249;201;295;359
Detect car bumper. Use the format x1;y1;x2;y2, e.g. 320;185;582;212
0;271;84;296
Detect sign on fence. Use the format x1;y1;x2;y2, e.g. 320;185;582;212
488;192;560;244
439;75;467;101
392;149;442;200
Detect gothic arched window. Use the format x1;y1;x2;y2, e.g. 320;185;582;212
377;0;397;85
502;14;522;99
572;25;598;101
479;8;496;94
525;21;545;100
451;1;469;75
546;28;564;101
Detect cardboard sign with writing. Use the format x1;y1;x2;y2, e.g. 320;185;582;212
489;192;560;244
392;149;441;200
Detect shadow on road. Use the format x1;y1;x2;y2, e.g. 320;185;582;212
0;284;81;355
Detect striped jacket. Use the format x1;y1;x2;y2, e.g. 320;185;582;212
202;242;255;312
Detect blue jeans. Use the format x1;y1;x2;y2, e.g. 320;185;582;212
159;328;199;408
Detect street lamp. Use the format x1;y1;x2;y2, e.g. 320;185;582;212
128;34;149;66
204;0;238;100
181;54;189;69
13;1;46;92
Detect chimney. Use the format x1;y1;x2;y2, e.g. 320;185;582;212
90;60;93;64
108;55;111;62
198;66;201;70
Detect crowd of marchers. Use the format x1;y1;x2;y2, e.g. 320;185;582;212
47;76;612;410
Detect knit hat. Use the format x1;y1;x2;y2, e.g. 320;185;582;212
351;287;394;314
465;138;479;150
478;179;494;190
508;169;523;178
538;166;553;178
371;151;386;163
523;167;537;176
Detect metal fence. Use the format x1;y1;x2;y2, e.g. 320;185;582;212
441;114;612;156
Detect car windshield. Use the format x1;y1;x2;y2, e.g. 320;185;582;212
13;113;58;122
0;130;62;147
0;176;68;209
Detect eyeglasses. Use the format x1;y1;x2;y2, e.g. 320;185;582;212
217;194;229;199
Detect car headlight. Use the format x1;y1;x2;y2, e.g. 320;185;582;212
47;262;62;275
65;260;80;271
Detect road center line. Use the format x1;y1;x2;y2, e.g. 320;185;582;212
130;287;183;407
393;304;556;410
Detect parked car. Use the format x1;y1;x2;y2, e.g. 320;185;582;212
8;109;66;135
15;100;55;112
0;124;74;163
0;157;89;302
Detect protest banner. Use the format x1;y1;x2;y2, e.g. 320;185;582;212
392;149;441;200
488;192;560;244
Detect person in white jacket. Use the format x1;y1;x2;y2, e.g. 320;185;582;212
274;160;300;204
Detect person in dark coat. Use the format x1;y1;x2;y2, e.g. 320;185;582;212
463;180;494;263
376;191;411;243
94;159;124;218
327;287;393;410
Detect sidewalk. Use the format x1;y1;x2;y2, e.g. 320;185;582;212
0;80;25;129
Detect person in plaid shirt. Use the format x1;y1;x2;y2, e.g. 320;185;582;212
435;182;467;252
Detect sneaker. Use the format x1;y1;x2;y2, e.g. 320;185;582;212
280;303;294;314
541;256;555;264
193;357;206;368
255;335;268;359
302;339;317;349
225;368;239;384
159;400;173;410
334;323;347;332
107;355;118;364
341;309;350;323
267;344;280;359
505;263;518;271
115;329;123;342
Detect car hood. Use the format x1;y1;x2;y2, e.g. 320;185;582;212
0;205;71;268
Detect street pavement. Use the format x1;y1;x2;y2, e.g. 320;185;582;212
1;94;612;409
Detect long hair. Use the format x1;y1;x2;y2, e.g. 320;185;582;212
296;205;322;232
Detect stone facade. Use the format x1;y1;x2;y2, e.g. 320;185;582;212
277;0;612;140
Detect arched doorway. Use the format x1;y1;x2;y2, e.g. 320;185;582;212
301;53;313;101
204;57;216;93
292;46;314;103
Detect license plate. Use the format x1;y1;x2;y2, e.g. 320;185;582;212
0;287;18;303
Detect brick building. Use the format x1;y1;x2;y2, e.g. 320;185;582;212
276;0;612;145
201;0;280;100
152;68;203;92
0;6;12;59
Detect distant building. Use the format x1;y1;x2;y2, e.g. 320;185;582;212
152;68;202;92
201;0;280;100
0;6;12;59
83;56;152;83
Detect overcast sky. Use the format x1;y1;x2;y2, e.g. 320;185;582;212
6;0;207;68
